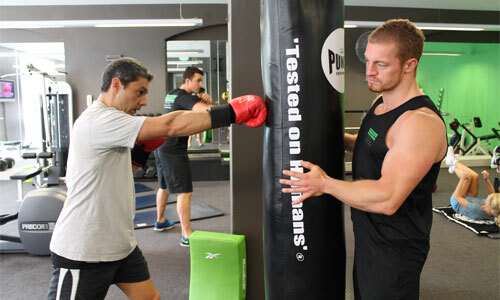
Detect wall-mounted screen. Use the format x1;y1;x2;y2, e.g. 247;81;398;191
0;80;15;99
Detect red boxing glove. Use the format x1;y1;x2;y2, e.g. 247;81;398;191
131;137;167;166
228;95;267;127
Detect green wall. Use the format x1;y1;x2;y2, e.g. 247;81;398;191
417;42;500;148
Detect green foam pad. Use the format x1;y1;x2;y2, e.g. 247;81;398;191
189;231;246;300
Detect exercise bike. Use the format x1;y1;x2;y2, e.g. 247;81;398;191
0;152;65;256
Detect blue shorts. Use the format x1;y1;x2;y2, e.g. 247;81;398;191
450;196;463;213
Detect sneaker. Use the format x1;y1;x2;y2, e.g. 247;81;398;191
180;236;190;247
199;144;206;148
445;146;457;167
448;165;456;174
491;145;500;166
154;219;175;231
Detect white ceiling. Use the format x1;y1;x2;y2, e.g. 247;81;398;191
0;0;499;11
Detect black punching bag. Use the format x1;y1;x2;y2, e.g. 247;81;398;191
261;0;346;299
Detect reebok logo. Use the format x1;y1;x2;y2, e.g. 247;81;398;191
365;128;378;146
205;252;221;259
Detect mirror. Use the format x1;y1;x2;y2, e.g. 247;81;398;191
0;42;67;148
166;40;229;149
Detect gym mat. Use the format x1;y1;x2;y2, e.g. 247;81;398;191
433;206;499;239
136;194;176;210
134;204;224;229
134;183;153;193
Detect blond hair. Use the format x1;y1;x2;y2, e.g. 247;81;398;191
368;19;425;66
487;193;500;226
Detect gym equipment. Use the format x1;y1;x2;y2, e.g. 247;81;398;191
433;206;499;239
189;231;246;300
21;151;61;187
23;66;73;178
134;204;223;229
261;0;345;299
492;126;500;141
133;166;146;179
144;165;157;179
134;182;153;193
3;157;15;168
1;169;65;255
450;118;496;156
45;84;72;178
135;194;176;210
0;159;6;171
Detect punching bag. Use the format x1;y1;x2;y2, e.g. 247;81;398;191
261;0;346;299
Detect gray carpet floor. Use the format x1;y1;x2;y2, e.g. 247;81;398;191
1;167;499;299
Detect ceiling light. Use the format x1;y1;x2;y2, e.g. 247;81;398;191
418;26;483;31
167;50;204;55
344;21;499;31
167;60;203;65
422;52;464;56
168;67;204;72
0;18;203;29
94;19;202;27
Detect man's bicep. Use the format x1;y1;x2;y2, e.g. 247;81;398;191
380;128;438;205
137;117;159;141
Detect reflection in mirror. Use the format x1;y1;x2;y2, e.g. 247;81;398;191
166;40;229;150
0;43;72;176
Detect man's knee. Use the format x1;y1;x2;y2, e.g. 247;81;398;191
178;192;192;199
151;289;161;300
462;172;472;183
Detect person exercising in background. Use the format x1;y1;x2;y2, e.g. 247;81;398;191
48;57;267;300
280;19;448;299
446;147;500;225
153;67;212;247
188;87;208;148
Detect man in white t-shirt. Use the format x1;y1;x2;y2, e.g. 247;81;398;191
47;57;267;300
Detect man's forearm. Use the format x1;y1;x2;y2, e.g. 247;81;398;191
344;133;357;152
484;178;495;194
137;111;212;141
323;177;402;215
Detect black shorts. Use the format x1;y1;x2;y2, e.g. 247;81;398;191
154;150;193;193
47;246;150;300
353;253;421;300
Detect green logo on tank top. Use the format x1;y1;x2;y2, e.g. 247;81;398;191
365;128;378;146
164;94;177;111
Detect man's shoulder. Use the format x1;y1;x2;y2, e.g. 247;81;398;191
404;106;442;124
168;88;190;96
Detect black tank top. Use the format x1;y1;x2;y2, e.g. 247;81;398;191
158;89;200;154
351;95;444;272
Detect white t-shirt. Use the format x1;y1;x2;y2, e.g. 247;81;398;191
50;101;147;262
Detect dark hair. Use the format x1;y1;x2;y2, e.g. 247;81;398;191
368;19;425;65
183;66;204;82
100;57;154;92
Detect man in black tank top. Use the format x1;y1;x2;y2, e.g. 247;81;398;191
281;19;448;299
154;67;212;247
